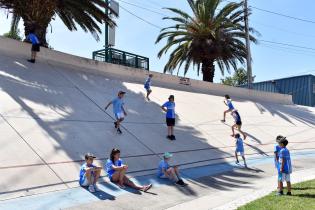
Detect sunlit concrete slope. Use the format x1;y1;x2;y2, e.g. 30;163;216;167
0;37;314;200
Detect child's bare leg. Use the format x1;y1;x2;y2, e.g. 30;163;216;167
171;126;174;136
93;169;101;184
168;126;172;136
235;151;239;163
174;166;180;179
279;181;283;192
119;169;126;186
238;127;247;140
231;125;236;136
116;118;124;128
123;176;143;190
167;168;179;182
147;90;152;99
31;51;36;60
242;155;247;167
85;168;93;185
223;110;227;121
287;181;291;192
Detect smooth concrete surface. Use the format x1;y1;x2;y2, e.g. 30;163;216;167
0;37;314;203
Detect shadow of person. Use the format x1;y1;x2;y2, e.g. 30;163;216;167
82;187;116;201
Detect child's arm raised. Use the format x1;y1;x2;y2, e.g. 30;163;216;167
105;101;112;110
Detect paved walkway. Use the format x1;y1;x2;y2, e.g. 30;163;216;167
1;150;314;210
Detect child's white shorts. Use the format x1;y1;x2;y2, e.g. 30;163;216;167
115;112;125;120
280;173;290;182
81;175;95;186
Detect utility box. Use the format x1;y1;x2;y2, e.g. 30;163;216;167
239;74;315;107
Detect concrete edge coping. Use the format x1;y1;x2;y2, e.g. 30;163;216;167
0;36;293;105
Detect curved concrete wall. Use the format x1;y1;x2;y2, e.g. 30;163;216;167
0;36;292;104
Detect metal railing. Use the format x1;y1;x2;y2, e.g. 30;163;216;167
92;48;149;70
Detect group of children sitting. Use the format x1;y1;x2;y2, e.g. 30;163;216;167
79;149;187;193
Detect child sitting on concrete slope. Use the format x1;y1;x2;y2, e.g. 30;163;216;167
157;152;186;186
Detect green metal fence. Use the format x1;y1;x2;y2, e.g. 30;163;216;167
92;48;149;70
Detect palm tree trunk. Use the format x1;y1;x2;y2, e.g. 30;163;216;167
201;59;215;82
20;0;56;47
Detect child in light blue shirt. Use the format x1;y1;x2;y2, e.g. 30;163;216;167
222;95;235;122
274;135;284;191
234;134;247;168
144;74;153;101
161;95;176;140
277;138;292;196
79;153;102;193
157;152;186;186
105;91;127;134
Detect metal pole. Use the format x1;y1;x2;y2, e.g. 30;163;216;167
105;0;109;48
244;0;253;88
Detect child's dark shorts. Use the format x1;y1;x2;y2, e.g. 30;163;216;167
236;121;242;126
166;118;175;126
32;44;40;52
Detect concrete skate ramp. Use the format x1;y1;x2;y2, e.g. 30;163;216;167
0;37;314;200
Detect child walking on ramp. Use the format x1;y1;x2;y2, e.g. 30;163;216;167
105;91;127;134
234;134;247;168
222;95;235;122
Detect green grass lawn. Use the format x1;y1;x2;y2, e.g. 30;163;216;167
238;179;315;210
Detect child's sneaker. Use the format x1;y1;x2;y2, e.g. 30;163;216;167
176;179;187;187
117;128;122;134
286;192;292;196
94;184;101;192
167;135;172;140
27;59;35;63
235;160;239;164
221;119;225;123
171;135;176;140
276;191;283;196
88;185;95;193
114;122;118;128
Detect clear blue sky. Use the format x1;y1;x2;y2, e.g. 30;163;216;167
1;0;315;83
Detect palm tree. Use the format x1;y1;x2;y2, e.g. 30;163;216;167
0;0;116;46
3;12;22;40
156;0;257;82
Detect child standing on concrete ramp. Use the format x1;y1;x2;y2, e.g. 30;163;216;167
277;138;292;196
234;134;247;168
105;91;127;134
161;95;176;140
26;28;40;63
144;74;153;101
221;95;235;122
231;109;247;140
